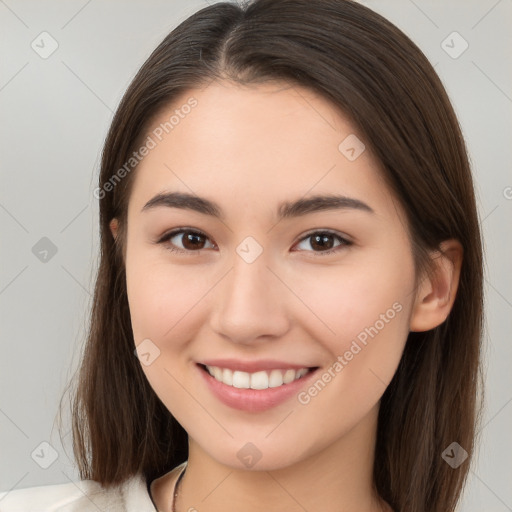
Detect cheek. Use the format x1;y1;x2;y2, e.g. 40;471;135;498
127;242;414;354
126;258;207;413
126;255;208;343
291;250;414;409
292;256;413;347
333;298;409;398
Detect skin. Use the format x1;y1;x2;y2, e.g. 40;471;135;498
109;80;462;512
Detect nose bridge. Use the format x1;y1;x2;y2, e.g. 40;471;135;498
209;243;290;343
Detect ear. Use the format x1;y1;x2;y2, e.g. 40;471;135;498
409;239;463;332
109;218;119;241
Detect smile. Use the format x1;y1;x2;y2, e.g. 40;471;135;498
197;363;320;412
204;364;313;390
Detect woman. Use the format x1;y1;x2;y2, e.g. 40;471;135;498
0;0;484;510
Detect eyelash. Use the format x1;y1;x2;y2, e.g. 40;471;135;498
156;228;353;257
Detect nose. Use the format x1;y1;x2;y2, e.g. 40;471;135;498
208;251;291;345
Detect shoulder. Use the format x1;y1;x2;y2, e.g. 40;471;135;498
0;473;156;512
0;479;103;512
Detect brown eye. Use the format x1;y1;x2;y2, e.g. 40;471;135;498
180;231;207;250
310;233;336;251
158;229;215;254
157;228;351;256
294;230;352;256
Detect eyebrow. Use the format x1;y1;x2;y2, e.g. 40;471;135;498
141;191;375;219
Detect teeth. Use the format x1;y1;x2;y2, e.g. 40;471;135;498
205;365;310;389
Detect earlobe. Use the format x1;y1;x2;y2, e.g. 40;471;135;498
409;239;463;332
109;218;119;241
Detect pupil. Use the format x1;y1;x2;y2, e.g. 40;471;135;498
312;234;333;250
184;232;204;250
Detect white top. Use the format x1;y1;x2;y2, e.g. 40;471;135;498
0;461;187;511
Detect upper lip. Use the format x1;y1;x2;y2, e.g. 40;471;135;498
198;358;318;373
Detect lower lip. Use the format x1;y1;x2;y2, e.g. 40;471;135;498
196;364;319;412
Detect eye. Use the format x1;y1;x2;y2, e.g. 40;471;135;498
156;228;352;256
157;228;216;254
293;230;352;256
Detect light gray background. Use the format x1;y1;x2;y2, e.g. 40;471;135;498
0;1;511;510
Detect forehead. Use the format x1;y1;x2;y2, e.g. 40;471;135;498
127;80;397;223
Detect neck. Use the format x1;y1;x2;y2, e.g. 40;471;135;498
172;404;390;512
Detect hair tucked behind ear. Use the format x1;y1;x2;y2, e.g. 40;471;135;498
58;1;484;510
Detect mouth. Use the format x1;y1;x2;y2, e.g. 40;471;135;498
197;363;319;390
196;362;320;412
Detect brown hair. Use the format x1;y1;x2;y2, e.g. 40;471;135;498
58;1;484;510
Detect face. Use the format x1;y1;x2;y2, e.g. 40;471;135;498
118;80;419;470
